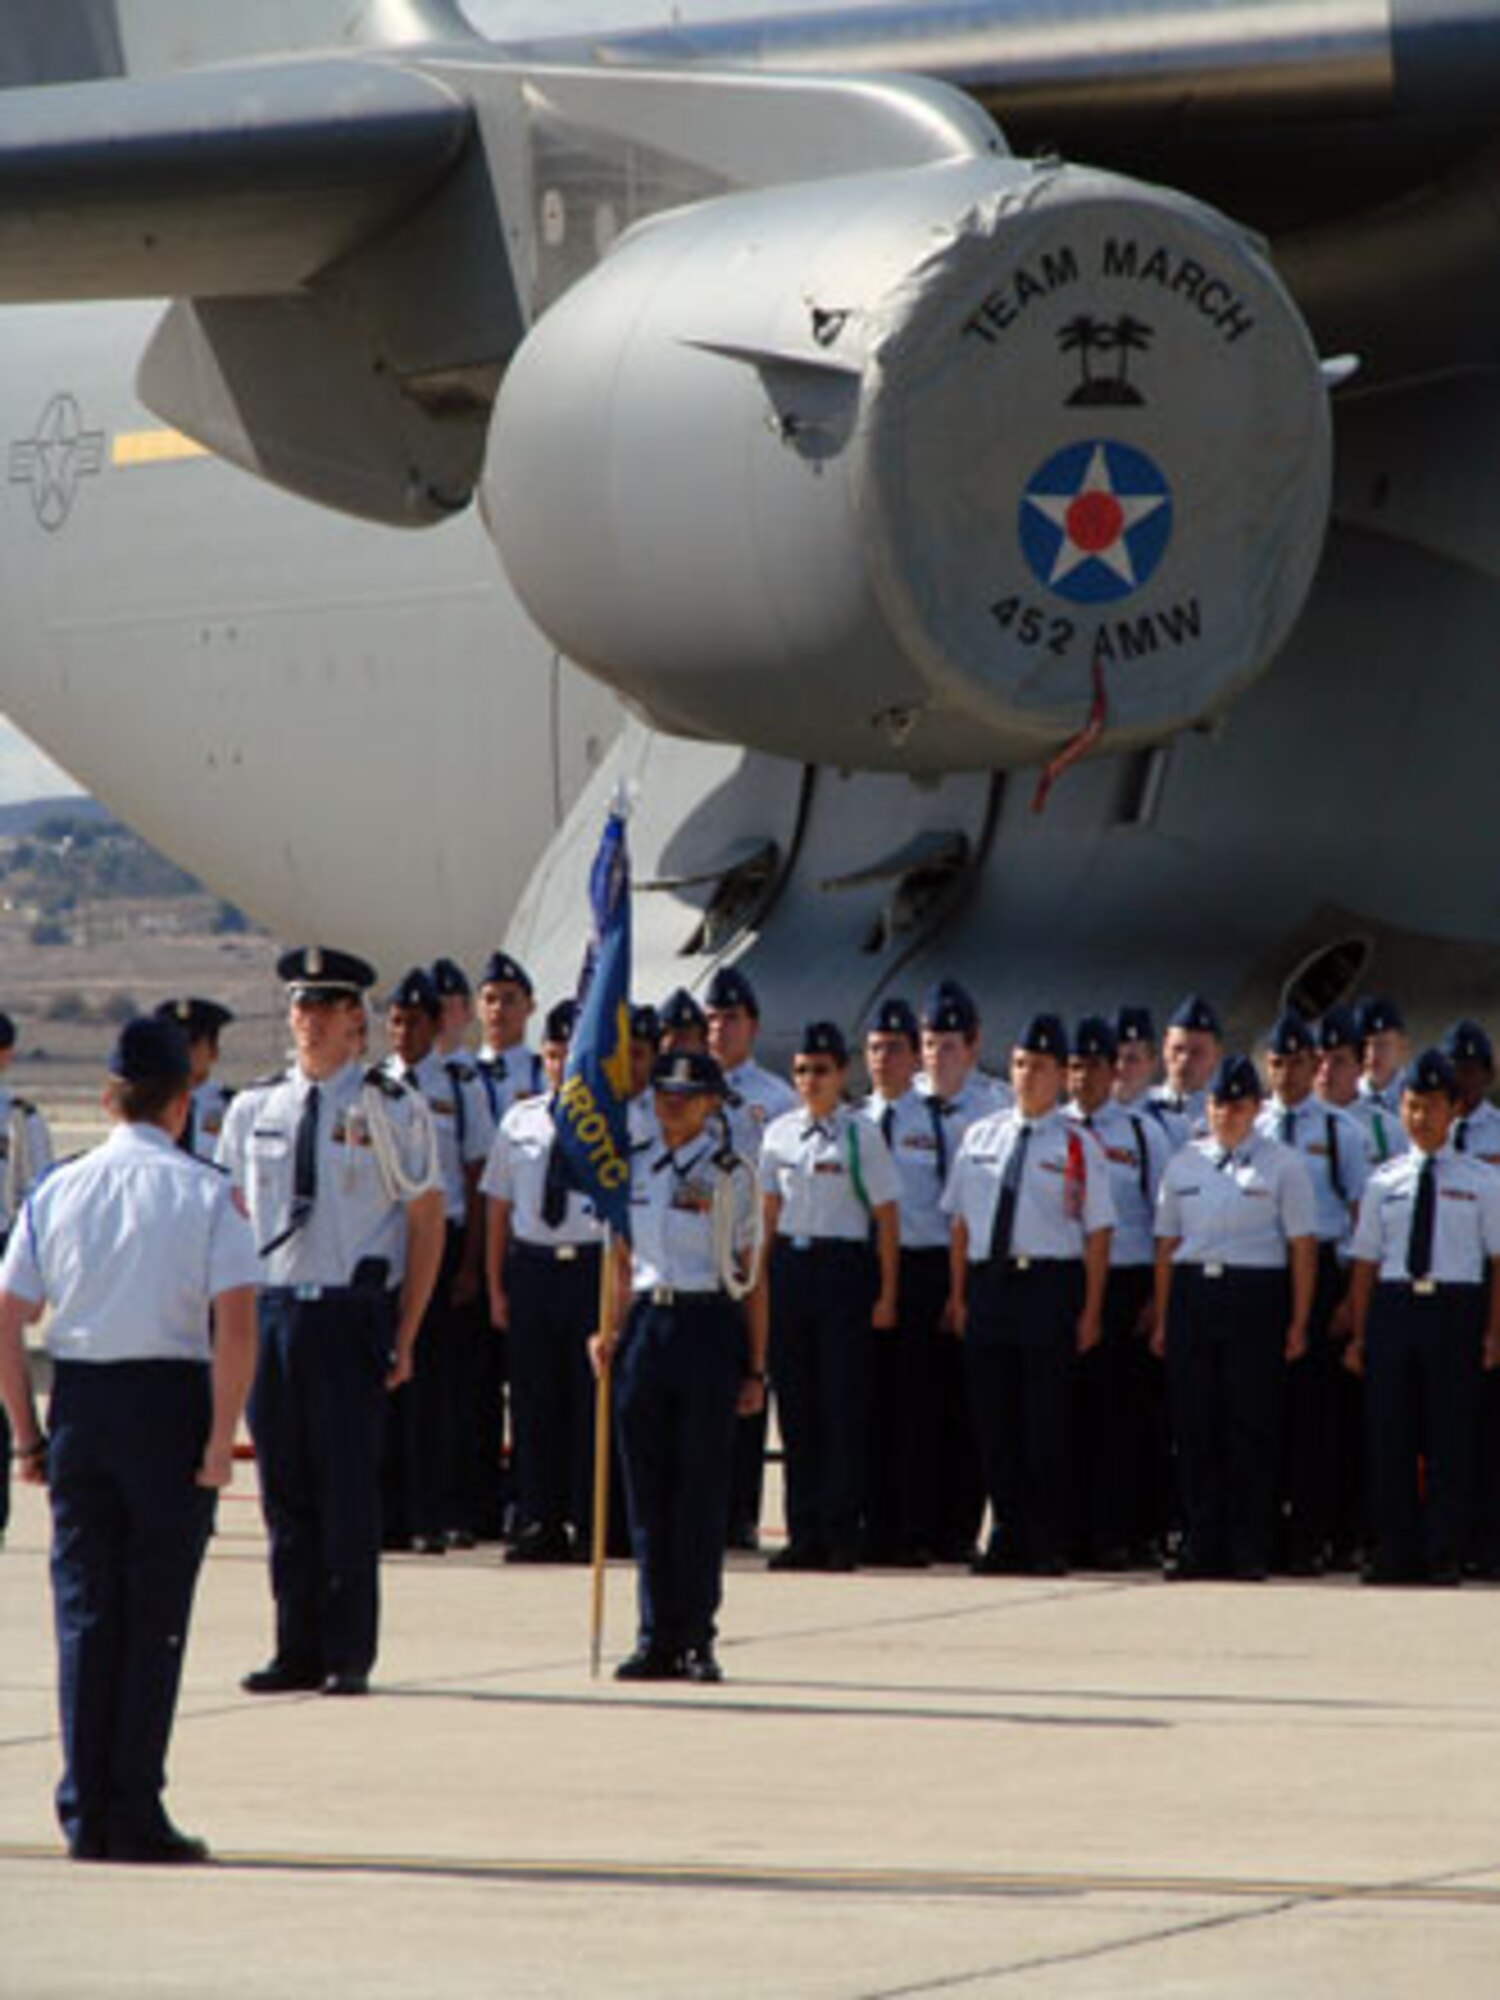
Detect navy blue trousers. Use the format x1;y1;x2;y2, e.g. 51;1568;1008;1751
383;1227;463;1542
46;1360;215;1855
770;1239;876;1561
1365;1283;1483;1578
614;1295;742;1653
865;1246;951;1561
965;1259;1083;1569
249;1289;393;1678
505;1246;600;1540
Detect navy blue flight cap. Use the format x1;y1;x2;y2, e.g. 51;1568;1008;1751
1402;1048;1458;1098
799;1020;849;1064
111;1015;191;1087
1442;1019;1495;1069
921;979;979;1036
704;965;760;1017
479;951;534;996
278;946;376;1001
629;1003;660;1045
1072;1015;1118;1062
1317;1004;1359;1053
156;997;233;1040
868;996;920;1045
0;1012;15;1051
1168;993;1222;1037
1208;1053;1262;1103
658;987;708;1035
652;1050;726;1097
543;998;578;1045
1267;1009;1315;1057
1115;1005;1155;1048
386;966;441;1018
1354;995;1404;1038
430;956;471;999
1017;1013;1068;1061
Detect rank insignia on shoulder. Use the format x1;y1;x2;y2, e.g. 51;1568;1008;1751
364;1066;407;1099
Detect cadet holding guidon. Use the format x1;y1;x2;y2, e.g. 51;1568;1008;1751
593;1050;766;1683
760;1020;900;1572
1153;1054;1317;1582
0;1008;52;1543
0;1017;259;1863
219;948;445;1697
154;998;234;1163
1347;1049;1500;1586
946;1014;1114;1577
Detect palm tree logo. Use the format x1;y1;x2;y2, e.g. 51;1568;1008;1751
1058;316;1154;406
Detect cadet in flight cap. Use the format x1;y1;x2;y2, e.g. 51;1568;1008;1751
1267;1008;1315;1056
629;1003;660;1046
1403;1049;1458;1098
704;966;760;1017
277;946;377;1002
1441;1019;1494;1069
155;997;233;1040
658;987;708;1035
1115;1005;1155;1047
430;957;471;999
799;1020;848;1064
652;1050;727;1097
543;997;578;1044
110;1014;191;1087
1016;1013;1069;1061
868;996;920;1045
1353;995;1404;1038
386;966;441;1017
1208;1053;1262;1103
1317;1004;1358;1052
920;979;979;1035
1072;1015;1118;1062
479;951;534;995
1169;993;1222;1036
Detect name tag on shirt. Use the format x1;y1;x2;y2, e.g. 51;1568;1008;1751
1441;1188;1477;1204
250;1129;289;1158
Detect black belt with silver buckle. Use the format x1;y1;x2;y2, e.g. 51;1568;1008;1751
636;1285;719;1307
511;1239;599;1265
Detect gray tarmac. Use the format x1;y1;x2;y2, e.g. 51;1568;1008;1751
4;1469;1500;1999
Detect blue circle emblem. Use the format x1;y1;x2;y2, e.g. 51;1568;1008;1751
1018;440;1174;606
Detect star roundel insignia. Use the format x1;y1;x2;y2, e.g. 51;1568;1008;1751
1018;440;1173;606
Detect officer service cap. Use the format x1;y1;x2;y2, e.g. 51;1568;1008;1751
920;978;979;1035
1354;995;1404;1038
479;951;534;996
1072;1015;1117;1062
1115;1005;1155;1047
704;965;760;1017
652;1050;726;1097
1267;1009;1315;1057
629;1003;660;1045
1317;1004;1359;1053
1208;1053;1262;1103
799;1020;849;1064
543;997;578;1044
0;1011;14;1050
868;996;920;1045
658;987;708;1035
1016;1013;1068;1061
1402;1048;1458;1098
386;966;441;1017
430;956;471;999
1442;1019;1495;1069
278;946;376;1001
110;1014;191;1087
1168;993;1222;1036
155;996;233;1040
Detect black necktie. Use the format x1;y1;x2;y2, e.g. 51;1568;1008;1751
478;1055;504;1120
1279;1106;1296;1145
879;1102;895;1147
927;1097;949;1182
988;1124;1031;1262
444;1060;468;1153
1455;1118;1468;1154
541;1100;572;1228
179;1097;197;1157
1407;1155;1436;1280
261;1083;320;1254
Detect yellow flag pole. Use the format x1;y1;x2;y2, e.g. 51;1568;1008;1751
589;1229;616;1679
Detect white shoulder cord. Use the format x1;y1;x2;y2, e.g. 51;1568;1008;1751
361;1081;440;1203
713;1155;762;1303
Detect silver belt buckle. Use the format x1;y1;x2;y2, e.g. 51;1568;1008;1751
1013;1255;1032;1272
294;1283;323;1302
1203;1262;1225;1280
791;1236;811;1251
1413;1277;1438;1297
555;1245;578;1263
651;1284;675;1306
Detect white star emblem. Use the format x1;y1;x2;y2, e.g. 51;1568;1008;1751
1023;443;1170;589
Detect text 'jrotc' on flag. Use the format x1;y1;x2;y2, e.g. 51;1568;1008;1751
558;1071;631;1192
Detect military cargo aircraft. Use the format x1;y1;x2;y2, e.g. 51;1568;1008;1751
0;1;1494;1049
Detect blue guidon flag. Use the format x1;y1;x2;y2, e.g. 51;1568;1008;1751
556;805;634;1239
1018;439;1173;606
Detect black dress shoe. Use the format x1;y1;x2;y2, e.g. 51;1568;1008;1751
108;1824;211;1866
322;1672;370;1696
408;1535;447;1556
683;1646;723;1684
613;1646;684;1682
970;1544;1027;1576
68;1831;108;1862
504;1527;570;1565
766;1544;823;1572
241;1661;323;1695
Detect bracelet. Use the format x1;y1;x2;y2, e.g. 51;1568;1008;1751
17;1436;47;1461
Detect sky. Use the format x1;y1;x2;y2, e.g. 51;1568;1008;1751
0;717;83;803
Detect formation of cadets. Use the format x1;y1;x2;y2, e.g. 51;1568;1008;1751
7;951;1500;1855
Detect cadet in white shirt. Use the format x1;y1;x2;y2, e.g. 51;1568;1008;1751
1066;1016;1172;1568
219;947;445;1698
1318;1004;1407;1166
1154;1054;1317;1581
0;1016;259;1864
761;1020;900;1572
1355;995;1409;1157
0;1007;52;1540
483;998;606;1563
473;951;544;1123
1149;993;1223;1142
594;1049;767;1684
1348;1049;1500;1584
945;1013;1115;1576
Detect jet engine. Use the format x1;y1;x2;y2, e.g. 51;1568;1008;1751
487;155;1331;775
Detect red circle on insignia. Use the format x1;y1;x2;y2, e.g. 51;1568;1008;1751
1065;491;1124;553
